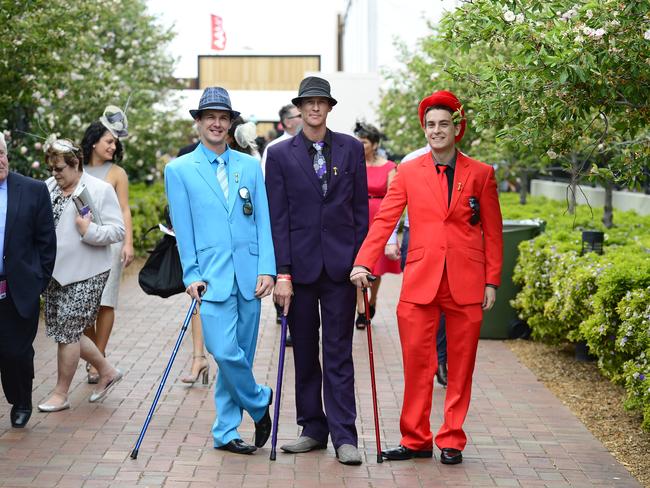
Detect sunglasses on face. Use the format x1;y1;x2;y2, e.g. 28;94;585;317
48;165;68;174
469;196;480;225
239;186;253;216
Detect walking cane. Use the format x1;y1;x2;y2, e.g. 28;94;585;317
362;276;383;463
270;313;289;461
130;286;204;460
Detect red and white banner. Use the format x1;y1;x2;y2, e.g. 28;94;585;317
211;14;227;51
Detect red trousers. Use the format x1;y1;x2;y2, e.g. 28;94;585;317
396;269;483;451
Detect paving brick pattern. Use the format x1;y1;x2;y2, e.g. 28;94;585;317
0;272;641;487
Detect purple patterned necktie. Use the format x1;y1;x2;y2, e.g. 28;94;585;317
312;141;328;194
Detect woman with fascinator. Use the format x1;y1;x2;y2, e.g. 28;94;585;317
38;137;125;411
80;106;134;384
227;117;261;160
353;121;401;329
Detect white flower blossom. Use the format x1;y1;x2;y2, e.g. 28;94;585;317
70;72;85;81
56;89;66;99
398;115;407;125
430;72;440;80
644;30;650;41
547;149;558;159
515;13;525;24
586;10;593;19
20;146;28;155
574;35;585;43
34;142;42;151
503;10;515;22
31;161;40;169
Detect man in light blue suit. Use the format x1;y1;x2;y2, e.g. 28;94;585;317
165;87;275;455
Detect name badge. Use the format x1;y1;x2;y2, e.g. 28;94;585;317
0;280;6;300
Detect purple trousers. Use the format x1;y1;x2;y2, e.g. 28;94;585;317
288;271;358;448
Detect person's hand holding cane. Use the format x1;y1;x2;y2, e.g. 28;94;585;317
187;281;207;304
274;274;293;315
350;265;372;288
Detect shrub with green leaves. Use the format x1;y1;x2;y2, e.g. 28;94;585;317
130;181;167;255
502;192;650;429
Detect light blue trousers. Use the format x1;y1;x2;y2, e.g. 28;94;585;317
200;282;271;447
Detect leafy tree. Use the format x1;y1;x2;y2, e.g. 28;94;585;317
440;0;650;225
0;0;190;182
379;1;650;215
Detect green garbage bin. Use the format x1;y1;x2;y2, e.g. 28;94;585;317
480;219;545;339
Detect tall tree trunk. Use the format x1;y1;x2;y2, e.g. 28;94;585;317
519;170;528;205
568;154;578;214
602;180;614;228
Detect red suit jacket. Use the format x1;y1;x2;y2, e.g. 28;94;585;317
354;151;503;305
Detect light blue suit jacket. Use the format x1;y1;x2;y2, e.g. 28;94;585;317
165;144;276;302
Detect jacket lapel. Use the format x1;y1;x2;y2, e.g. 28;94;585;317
227;152;242;216
193;147;227;209
325;133;344;198
447;152;472;217
420;154;447;216
290;136;323;197
3;172;21;250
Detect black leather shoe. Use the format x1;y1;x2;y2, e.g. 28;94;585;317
216;439;257;454
436;362;448;387
381;445;433;460
440;448;462;464
10;406;32;428
369;305;376;319
254;389;273;448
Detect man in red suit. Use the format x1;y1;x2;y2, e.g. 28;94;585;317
350;90;503;464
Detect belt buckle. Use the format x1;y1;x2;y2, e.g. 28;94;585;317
0;279;6;300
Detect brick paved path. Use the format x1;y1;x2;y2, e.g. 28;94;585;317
0;272;641;487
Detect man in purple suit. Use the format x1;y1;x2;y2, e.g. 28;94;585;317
265;76;368;465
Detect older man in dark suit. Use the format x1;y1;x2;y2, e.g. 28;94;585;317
265;76;368;465
0;133;57;427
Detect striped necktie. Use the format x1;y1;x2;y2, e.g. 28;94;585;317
216;156;228;200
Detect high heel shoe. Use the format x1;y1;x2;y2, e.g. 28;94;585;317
355;313;367;330
182;355;210;385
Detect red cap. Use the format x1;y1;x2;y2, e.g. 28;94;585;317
418;90;466;142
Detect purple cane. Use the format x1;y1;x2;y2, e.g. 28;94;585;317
269;314;289;461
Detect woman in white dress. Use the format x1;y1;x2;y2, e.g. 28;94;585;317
80;107;134;383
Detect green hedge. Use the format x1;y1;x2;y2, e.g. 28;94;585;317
502;193;650;430
130;181;167;256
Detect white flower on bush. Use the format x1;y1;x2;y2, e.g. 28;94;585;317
574;35;585;43
644;30;650;41
31;161;40;169
546;149;558;159
20;146;28;155
586;10;593;20
560;8;578;21
56;89;67;99
503;10;516;23
34;142;42;151
70;72;85;81
430;72;440;80
70;115;81;126
515;13;525;24
398;115;406;125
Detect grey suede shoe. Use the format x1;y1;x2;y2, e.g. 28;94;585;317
336;444;362;465
280;436;327;453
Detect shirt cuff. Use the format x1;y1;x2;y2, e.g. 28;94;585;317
486;283;498;290
277;265;291;275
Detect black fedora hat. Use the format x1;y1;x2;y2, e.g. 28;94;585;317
291;76;337;107
190;86;241;119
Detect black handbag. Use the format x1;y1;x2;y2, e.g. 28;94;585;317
138;224;185;298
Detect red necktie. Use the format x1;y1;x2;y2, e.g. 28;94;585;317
437;164;449;210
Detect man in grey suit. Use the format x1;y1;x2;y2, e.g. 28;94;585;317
0;133;57;427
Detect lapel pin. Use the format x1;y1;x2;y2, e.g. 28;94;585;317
234;172;239;184
457;182;462;191
333;166;338;176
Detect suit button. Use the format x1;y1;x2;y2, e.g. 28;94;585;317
440;246;446;251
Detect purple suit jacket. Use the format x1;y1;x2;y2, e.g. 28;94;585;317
265;132;368;284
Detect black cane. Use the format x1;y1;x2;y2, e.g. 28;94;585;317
130;286;204;460
362;276;383;463
270;313;289;461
